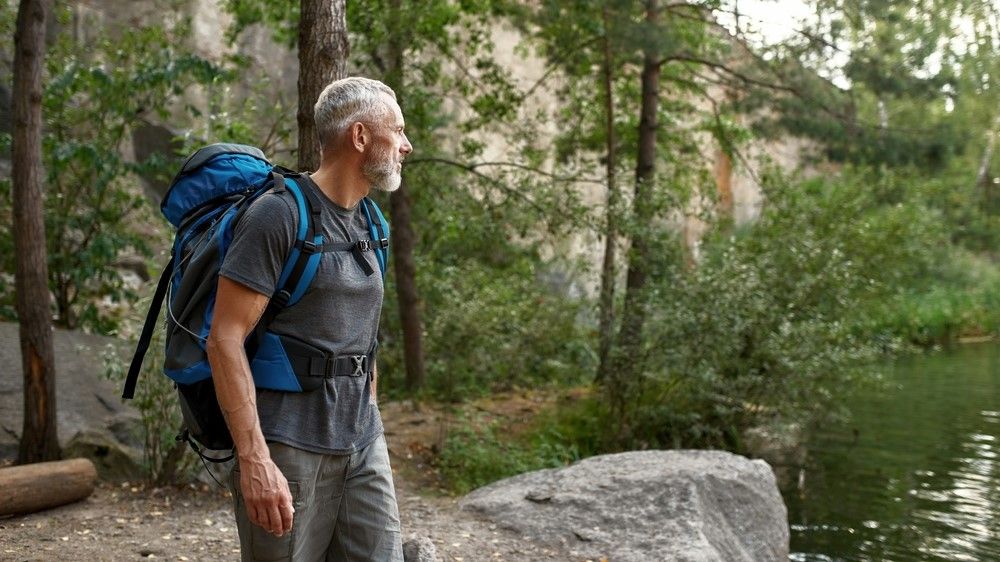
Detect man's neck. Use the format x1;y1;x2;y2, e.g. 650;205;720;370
309;159;369;210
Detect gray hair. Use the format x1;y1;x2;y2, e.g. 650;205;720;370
314;77;397;148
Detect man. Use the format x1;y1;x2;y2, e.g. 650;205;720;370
206;77;412;561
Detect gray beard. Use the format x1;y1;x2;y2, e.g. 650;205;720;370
363;153;401;193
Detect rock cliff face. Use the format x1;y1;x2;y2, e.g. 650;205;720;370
461;449;790;562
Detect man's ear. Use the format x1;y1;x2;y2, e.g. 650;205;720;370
351;122;369;153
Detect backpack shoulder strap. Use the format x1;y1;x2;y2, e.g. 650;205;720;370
360;197;390;278
245;172;324;360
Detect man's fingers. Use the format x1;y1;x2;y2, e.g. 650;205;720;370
246;502;264;530
266;504;283;535
279;499;294;535
252;500;272;532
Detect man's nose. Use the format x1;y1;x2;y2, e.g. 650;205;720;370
401;134;413;156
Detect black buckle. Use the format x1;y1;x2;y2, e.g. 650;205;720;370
378;238;389;249
273;289;291;307
356;240;373;252
300;239;319;254
350;355;367;376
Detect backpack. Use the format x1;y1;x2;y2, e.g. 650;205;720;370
121;143;390;461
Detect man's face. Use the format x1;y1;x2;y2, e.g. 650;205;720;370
362;96;412;193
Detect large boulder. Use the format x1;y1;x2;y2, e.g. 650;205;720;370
460;450;789;562
0;322;142;475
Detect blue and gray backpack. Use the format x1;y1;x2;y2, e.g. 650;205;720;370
122;143;389;460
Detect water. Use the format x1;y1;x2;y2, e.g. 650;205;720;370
785;343;1000;561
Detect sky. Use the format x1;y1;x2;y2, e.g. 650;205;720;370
714;0;819;46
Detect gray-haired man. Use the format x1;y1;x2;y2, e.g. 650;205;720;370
207;77;411;561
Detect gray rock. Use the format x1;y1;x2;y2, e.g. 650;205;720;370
402;535;438;562
460;450;789;562
131;121;182;202
63;429;143;480
0;322;142;465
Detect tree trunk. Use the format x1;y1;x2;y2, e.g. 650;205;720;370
0;458;97;516
609;0;661;420
13;0;59;465
596;6;619;384
389;176;425;390
296;0;349;172
385;0;426;390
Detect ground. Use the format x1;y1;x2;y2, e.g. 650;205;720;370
0;392;597;562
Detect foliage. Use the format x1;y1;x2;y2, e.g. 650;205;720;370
622;168;951;448
757;0;999;172
863;250;1000;346
223;0;300;48
0;8;227;333
377;164;596;401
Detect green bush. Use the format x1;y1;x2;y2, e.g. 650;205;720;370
865;251;1000;346
626;169;953;449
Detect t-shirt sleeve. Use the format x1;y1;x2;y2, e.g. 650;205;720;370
220;193;297;297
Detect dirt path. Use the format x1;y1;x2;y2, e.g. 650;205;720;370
0;396;588;561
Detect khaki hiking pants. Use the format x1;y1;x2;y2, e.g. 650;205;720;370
228;434;403;561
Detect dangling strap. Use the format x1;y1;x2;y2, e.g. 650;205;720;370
122;255;175;399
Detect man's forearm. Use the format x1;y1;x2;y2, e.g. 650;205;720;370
206;337;268;461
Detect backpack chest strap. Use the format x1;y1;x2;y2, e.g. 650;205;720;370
293;238;386;277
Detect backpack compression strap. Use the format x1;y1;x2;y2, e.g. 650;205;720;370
122;255;175;399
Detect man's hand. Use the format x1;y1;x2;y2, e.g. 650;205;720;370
240;456;294;536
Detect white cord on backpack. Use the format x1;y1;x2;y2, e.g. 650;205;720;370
165;234;209;344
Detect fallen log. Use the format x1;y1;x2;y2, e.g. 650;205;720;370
0;458;97;516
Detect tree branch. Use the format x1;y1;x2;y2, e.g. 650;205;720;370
405;157;555;214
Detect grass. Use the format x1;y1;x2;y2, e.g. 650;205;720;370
434;387;606;495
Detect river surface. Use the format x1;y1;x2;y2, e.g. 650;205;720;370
785;342;1000;561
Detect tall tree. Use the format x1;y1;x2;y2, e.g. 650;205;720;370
609;0;662;422
596;4;621;383
13;0;59;463
296;0;349;171
381;0;426;390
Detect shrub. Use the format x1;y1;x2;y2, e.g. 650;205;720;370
628;169;952;449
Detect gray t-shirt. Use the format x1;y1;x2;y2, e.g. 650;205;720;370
220;175;384;454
